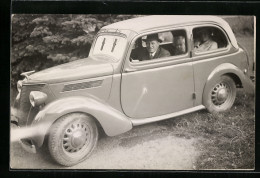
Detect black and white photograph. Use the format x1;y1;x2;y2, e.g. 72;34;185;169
10;14;255;170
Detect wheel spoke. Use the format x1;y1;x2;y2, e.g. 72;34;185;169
71;124;75;129
212;83;227;105
63;137;69;140
61;121;91;153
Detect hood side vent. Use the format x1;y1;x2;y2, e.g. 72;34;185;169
62;80;103;92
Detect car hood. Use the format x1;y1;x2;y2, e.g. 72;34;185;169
28;56;114;84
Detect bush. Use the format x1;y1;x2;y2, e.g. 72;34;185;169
222;16;254;36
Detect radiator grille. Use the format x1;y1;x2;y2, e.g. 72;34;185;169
62;80;103;92
18;84;45;127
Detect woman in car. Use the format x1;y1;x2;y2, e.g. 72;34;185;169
194;28;218;52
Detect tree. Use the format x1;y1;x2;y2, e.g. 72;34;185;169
11;14;141;91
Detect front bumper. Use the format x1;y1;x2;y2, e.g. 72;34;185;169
19;139;36;154
11;122;37;154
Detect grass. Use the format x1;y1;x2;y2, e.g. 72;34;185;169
159;89;255;169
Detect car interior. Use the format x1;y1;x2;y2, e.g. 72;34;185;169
193;27;228;49
130;30;188;61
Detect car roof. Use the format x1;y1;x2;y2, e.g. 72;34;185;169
103;15;223;32
102;15;238;48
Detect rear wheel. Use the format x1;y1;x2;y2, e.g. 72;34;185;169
48;113;98;166
204;75;236;113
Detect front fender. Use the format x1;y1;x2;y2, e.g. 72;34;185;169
31;96;133;147
205;63;255;96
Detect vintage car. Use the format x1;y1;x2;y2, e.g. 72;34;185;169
12;15;254;166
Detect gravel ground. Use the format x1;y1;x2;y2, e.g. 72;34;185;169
10;122;200;170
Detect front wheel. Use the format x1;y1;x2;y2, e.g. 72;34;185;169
48;113;98;166
203;75;236;113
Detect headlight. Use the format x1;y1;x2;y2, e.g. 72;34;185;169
17;80;23;93
29;91;47;107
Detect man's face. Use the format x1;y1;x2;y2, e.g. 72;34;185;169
146;40;160;53
175;39;186;54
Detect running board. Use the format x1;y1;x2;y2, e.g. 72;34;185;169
131;105;205;126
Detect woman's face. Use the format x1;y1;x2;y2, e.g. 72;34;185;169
201;31;210;42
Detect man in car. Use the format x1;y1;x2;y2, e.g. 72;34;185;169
173;36;186;55
138;34;171;61
194;28;218;52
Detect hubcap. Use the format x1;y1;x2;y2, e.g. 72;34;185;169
211;83;230;106
71;131;85;147
217;88;228;102
62;122;89;153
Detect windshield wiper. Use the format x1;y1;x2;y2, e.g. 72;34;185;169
111;39;118;52
101;38;106;51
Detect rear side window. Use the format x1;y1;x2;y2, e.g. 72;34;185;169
193;26;228;53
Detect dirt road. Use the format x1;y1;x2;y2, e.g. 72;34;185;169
10;121;200;170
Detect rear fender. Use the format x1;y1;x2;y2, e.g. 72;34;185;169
30;96;132;147
203;63;255;105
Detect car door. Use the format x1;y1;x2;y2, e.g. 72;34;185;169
121;29;195;119
190;25;233;106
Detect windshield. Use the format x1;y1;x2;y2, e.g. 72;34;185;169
92;35;128;61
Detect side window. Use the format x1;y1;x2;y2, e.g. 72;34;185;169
193;26;228;53
130;30;187;62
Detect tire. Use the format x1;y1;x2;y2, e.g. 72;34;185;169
203;75;236;113
48;113;98;166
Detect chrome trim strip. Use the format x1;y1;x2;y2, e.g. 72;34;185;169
22;83;46;86
62;80;103;92
131;105;205;126
61;85;102;93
